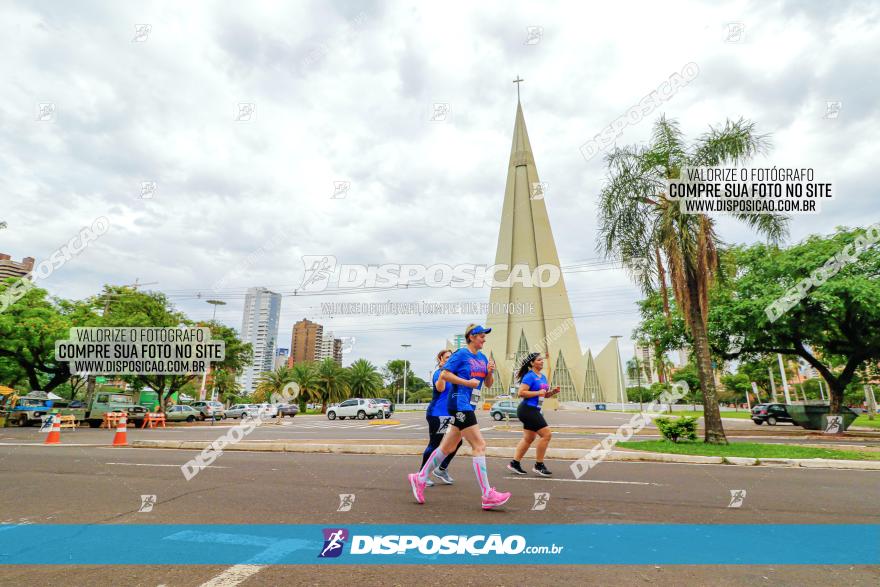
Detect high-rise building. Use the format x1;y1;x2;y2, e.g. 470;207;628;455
237;287;282;393
0;254;35;280
289;318;323;365
633;343;660;385
482;96;622;402
316;331;343;365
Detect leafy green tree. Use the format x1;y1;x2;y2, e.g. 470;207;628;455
633;292;689;384
88;287;252;410
290;361;320;412
316;357;349;413
709;226;880;414
597;115;788;443
0;280;93;391
346;359;383;399
212;368;243;404
720;372;752;404
737;356;778;400
382;359;415;402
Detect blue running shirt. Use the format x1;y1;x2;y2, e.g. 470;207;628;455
520;371;549;409
443;348;489;413
427;369;452;417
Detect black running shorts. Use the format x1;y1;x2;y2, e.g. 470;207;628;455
451;410;479;430
517;403;548;432
426;414;454;435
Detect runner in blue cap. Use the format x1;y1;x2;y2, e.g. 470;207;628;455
408;324;511;510
420;349;462;486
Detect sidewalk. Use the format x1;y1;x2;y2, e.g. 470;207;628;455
130;438;880;471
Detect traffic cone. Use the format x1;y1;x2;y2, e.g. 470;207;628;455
112;415;128;446
44;418;61;445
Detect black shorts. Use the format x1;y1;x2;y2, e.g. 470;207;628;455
426;414;454;435
451;410;479;430
517;403;548;432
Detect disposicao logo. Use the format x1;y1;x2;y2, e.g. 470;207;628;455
318;528;349;558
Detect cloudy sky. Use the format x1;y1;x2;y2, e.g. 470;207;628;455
2;0;878;380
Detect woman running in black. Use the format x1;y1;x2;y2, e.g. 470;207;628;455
507;353;559;476
420;349;461;485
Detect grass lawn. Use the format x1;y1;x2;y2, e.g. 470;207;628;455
608;410;753;419
617;439;880;461
851;415;880;429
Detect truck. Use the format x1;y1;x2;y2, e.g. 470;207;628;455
0;390;86;427
82;390;148;428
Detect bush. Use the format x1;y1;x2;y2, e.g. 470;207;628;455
654;416;698;443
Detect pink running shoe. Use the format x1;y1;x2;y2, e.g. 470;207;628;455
481;487;511;510
408;473;426;504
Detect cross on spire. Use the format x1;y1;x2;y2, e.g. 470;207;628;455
513;76;524;102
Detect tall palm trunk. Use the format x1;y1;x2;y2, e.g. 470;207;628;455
685;274;727;444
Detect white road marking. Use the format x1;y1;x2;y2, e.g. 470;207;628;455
502;476;663;486
105;462;229;469
198;564;265;587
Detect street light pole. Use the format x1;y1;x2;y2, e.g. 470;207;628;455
206;299;226;321
401;344;412;407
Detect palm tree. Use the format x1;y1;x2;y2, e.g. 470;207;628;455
212;368;242;405
290;361;320;412
253;366;295;403
315;358;350;413
598;115;788;444
347;359;383;399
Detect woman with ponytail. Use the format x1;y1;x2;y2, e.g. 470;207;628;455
507;352;559;476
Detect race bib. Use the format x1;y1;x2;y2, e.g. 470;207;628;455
437;416;453;433
469;388;481;407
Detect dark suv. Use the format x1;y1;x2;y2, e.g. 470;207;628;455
751;403;793;426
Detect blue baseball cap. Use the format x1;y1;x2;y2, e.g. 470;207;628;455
466;324;492;336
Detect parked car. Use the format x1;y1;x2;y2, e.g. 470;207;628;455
327;398;383;420
276;403;299;418
374;398;394;418
191;401;226;421
165;405;202;422
254;403;278;418
751;403;794;425
489;400;519;421
226;404;260;419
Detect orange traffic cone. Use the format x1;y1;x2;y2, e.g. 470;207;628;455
112;415;128;446
44;418;61;445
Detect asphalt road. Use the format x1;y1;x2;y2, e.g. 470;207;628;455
1;440;878;586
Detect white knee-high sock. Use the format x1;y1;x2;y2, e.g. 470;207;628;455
418;447;446;482
473;455;490;497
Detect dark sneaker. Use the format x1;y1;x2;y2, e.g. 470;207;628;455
507;461;527;475
533;463;552;477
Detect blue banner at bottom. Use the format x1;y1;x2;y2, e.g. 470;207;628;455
0;524;876;565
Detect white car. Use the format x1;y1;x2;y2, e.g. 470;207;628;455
227;404;260;419
253;403;278;418
327;398;383;420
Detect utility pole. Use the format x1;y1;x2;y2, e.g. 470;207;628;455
768;367;778;403
777;354;792;404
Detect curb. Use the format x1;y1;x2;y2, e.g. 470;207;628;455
129;440;880;470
